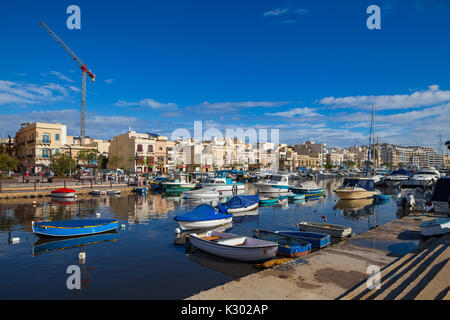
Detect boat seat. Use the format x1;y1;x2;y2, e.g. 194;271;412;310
216;236;247;246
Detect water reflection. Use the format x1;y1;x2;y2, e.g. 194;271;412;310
32;231;119;256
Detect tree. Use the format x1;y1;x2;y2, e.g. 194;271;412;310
324;163;333;170
50;153;77;177
77;149;100;165
397;162;405;168
346;160;356;168
0;154;19;177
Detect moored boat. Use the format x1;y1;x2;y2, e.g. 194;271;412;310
419;218;450;237
297;221;352;238
217;195;259;214
188;230;278;262
253;229;311;257
290;180;325;198
430;177;450;214
373;193;390;202
334;177;378;200
51;188;76;198
32;219;119;237
173;204;233;230
254;174;292;193
275;230;330;248
184;188;220;200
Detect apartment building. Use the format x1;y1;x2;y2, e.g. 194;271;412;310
14;122;67;174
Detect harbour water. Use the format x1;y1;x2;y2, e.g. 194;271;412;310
0;178;403;299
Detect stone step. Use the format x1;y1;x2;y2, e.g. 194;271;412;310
372;244;446;300
339;251;417;300
412;253;450;300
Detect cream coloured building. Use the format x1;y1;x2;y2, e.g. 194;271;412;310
14;122;67;174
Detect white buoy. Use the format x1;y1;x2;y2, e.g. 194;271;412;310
10;237;20;244
96;212;101;217
121;224;126;229
174;228;181;235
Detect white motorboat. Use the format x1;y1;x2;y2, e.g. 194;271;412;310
383;169;414;188
188;230;278;262
254;174;292;193
199;177;245;193
402;167;441;188
184;188;220;200
396;186;432;211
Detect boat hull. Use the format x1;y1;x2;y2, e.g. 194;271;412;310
276;230;330;248
334;189;378;200
51;192;76;198
254;184;290;193
177;217;233;231
32;219;119;237
297;222;352;238
226;202;259;213
200;183;245;192
189;232;278;262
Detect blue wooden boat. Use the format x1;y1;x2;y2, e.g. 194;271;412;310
32;219;119;237
253;229;311;257
275;230;330;248
32;232;118;256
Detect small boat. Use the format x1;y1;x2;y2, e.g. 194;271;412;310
253;229;311;257
419;218;450;237
288;193;305;201
373;194;390;202
254;174;292;193
32;219;119;237
173;204;233;230
383;169;414;188
90;190;107;196
51;188;76;198
334;177;378;200
259;197;279;205
217;195;259;214
162;173;197;192
290;181;325;198
106;190;121;195
188;230;278;262
297;221;352;238
184;188;220;200
275;230;330;248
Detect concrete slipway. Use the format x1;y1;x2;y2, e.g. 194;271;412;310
187;214;449;300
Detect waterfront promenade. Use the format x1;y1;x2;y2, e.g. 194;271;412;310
188;214;449;300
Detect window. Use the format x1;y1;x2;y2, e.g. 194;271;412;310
55;133;60;141
137;144;143;152
42;134;50;143
148;145;154;153
55;148;60;155
42;149;50;158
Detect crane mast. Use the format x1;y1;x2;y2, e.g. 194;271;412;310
40;22;95;145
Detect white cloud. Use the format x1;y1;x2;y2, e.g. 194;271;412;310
49;71;74;83
318;85;450;110
265;107;320;118
114;98;178;109
104;78;115;84
0;80;71;105
262;7;308;17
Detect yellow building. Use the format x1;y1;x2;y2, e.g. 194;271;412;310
14;122;67;174
108;131;168;174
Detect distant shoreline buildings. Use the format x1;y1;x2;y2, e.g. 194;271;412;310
2;122;448;175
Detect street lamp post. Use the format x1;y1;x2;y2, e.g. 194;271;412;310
65;144;73;178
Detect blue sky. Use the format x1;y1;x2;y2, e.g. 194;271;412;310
1;0;450;149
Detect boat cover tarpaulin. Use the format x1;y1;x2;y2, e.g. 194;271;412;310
217;195;259;213
51;188;76;194
343;178;375;191
431;177;450;202
174;204;232;222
